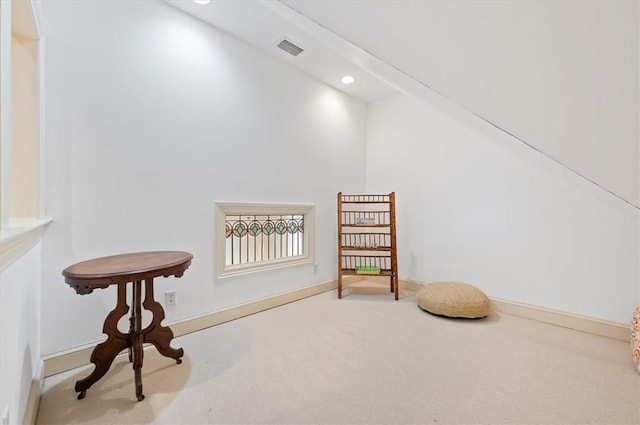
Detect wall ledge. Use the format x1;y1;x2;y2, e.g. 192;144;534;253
0;218;52;272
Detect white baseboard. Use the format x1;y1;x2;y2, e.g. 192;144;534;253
42;343;98;378
43;276;359;377
488;297;630;341
400;279;630;341
23;361;43;425
398;279;421;291
170;277;356;337
42;276;630;377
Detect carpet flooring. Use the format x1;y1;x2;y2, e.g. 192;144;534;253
36;284;640;424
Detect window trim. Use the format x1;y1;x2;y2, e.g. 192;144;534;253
215;202;314;279
0;0;51;271
0;217;51;271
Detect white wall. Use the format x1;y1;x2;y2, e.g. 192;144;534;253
39;0;367;355
366;94;639;324
285;0;640;206
0;243;42;425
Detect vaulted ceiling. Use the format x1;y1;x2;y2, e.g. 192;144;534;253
165;0;396;102
168;0;639;205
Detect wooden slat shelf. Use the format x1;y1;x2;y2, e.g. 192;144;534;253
341;224;391;228
337;192;398;300
340;246;392;251
340;269;394;276
339;201;390;204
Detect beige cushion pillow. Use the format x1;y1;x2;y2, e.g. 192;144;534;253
416;281;490;318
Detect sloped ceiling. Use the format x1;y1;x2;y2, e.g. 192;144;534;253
165;0;396;102
283;0;639;206
167;0;638;205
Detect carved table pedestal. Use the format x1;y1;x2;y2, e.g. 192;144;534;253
63;251;193;401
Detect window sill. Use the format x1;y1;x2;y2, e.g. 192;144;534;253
0;218;52;271
218;256;313;279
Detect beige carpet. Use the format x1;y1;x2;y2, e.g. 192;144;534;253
37;283;640;424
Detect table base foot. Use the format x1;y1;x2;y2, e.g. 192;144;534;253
74;279;185;402
143;279;184;364
64;252;193;403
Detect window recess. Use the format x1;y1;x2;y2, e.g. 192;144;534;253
215;202;314;278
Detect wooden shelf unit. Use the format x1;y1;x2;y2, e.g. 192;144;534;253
337;192;398;299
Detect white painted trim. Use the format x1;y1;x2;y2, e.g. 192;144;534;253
0;218;51;271
398;279;422;292
215;202;315;279
401;279;629;341
488;297;630;342
42;342;97;378
42;276;360;377
1;0;46;225
22;360;43;425
170;276;345;336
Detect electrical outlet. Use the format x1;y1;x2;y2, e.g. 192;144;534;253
165;290;177;306
2;406;9;425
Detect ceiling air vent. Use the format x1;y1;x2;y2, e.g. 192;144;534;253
277;38;304;57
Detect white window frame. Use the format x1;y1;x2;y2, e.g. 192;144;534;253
0;0;51;272
215;202;314;279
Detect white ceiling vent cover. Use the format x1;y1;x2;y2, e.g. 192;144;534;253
277;38;304;57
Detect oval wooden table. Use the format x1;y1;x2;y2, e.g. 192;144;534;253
63;251;193;401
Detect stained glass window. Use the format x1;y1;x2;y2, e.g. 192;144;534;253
216;203;314;278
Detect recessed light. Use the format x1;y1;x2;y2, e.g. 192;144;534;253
341;75;355;85
192;0;211;4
